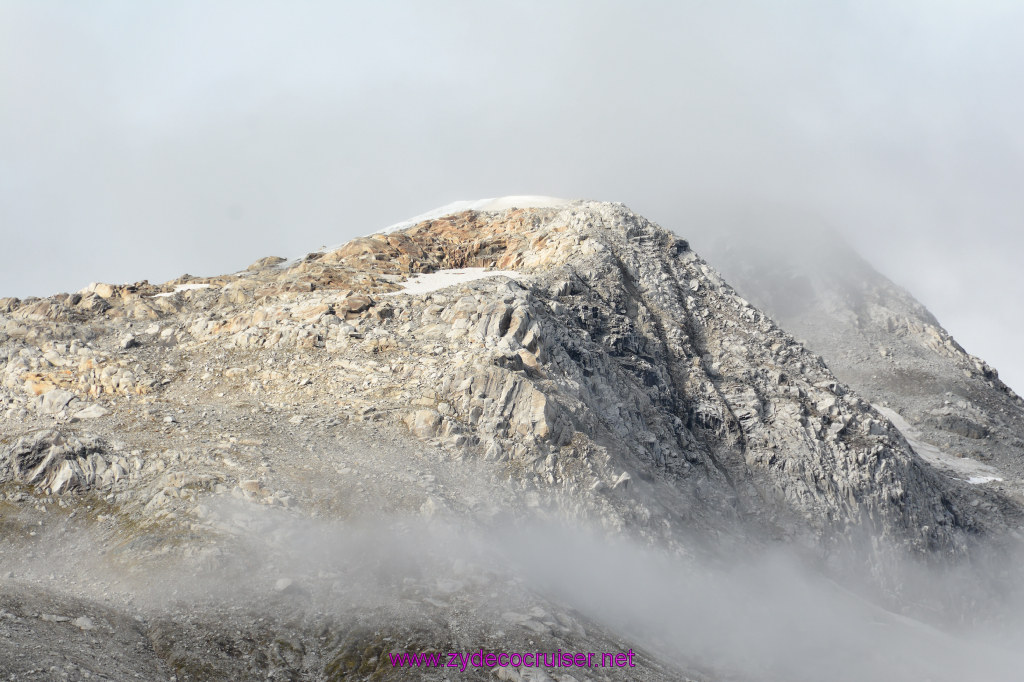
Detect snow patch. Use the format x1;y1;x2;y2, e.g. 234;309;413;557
149;283;214;298
874;405;1005;483
383;268;521;296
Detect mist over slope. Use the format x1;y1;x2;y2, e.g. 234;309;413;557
1;200;1022;680
693;214;1024;494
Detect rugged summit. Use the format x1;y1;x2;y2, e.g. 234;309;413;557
1;200;1022;680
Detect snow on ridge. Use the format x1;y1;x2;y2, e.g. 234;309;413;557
149;283;214;298
376;195;572;235
277;197;573;271
382;267;521;297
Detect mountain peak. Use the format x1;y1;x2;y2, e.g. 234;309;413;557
379;195;576;234
2;198;1023;679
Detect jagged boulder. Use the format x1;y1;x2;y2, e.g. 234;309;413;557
1;429;115;494
33;388;80;415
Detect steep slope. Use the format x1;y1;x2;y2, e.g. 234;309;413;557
1;200;1021;680
696;221;1024;497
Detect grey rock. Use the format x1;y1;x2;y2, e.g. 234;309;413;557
73;403;110;420
405;409;441;438
36;389;78;415
248;256;287;271
40;614;70;623
72;615;95;630
1;430;107;494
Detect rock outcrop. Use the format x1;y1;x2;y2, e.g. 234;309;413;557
1;429;124;494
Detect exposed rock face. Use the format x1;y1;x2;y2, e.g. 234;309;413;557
1;200;1021;680
698;223;1024;488
1;429;122;494
263;202;998;558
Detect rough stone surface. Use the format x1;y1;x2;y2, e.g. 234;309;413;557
1;429;109;494
702;224;1024;484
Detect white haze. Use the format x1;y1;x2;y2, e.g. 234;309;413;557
3;1;1024;391
11;496;1024;681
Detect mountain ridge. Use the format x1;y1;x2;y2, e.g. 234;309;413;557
696;219;1024;488
1;200;1022;680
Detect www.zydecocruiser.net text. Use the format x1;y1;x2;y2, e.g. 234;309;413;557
389;648;637;671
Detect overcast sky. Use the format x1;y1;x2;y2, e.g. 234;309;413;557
3;1;1023;390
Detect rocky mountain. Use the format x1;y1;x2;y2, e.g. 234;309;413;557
1;199;1022;681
